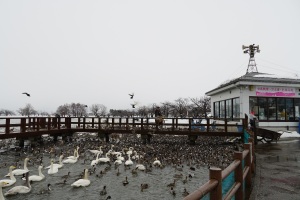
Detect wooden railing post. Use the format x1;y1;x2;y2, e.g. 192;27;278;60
21;118;26;133
244;143;252;191
5;118;10;134
209;167;222;200
47;117;51;130
83;117;86;130
234;152;243;200
248;138;256;174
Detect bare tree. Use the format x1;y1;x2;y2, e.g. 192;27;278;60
137;106;148;117
0;109;16;116
160;101;172;117
56;104;71;117
90;104;107;117
17;104;37;117
170;98;190;118
190;96;211;117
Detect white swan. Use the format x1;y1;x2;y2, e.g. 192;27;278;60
63;150;79;164
4;172;31;196
6;158;29;176
45;154;64;169
135;164;146;171
126;147;134;155
71;169;90;187
125;154;133;166
0;182;9;200
116;152;125;161
48;159;58;175
0;166;16;187
91;152;101;166
89;146;103;155
23;165;45;182
67;146;80;159
98;153;110;163
153;158;161;166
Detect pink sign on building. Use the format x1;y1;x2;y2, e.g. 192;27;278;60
256;86;296;97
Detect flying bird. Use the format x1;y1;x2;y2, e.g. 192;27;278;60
128;93;134;99
22;92;30;97
131;104;136;108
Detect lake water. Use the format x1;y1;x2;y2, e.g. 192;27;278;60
0;132;237;200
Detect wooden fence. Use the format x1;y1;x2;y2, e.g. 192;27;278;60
184;137;255;200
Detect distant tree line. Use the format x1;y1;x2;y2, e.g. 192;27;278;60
0;96;211;118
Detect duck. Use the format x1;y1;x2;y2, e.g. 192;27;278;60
0;166;16;187
6;158;29;176
48;159;59;175
122;176;129;186
71;169;90;187
22;165;45;182
100;185;107;196
37;183;51;195
4;172;31;196
0;182;9;200
141;183;149;192
45;154;64;169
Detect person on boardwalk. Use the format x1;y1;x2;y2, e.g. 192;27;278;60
154;107;163;128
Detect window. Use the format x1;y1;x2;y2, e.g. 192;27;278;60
220;101;225;118
286;98;294;120
233;98;240;118
258;98;267;120
267;98;276;120
295;99;300;120
277;98;286;120
214;102;219;118
226;99;232;119
249;97;258;118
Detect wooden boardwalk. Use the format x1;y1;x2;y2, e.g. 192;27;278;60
0;117;246;143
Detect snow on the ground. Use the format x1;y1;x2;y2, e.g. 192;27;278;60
278;130;300;138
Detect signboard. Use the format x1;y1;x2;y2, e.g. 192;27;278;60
256;86;296;97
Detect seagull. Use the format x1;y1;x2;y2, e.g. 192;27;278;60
22;92;30;97
128;93;134;99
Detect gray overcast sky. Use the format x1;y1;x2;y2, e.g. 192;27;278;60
1;0;300;113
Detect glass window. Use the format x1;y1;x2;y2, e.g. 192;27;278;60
249;97;258;118
233;98;240;118
295;99;300;120
268;98;276;120
258;98;267;120
286;98;294;121
220;101;225;118
277;98;286;120
214;102;219;118
226;99;232;119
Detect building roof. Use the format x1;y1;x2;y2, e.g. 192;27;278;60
205;72;300;96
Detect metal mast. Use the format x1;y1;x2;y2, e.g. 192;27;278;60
242;44;260;73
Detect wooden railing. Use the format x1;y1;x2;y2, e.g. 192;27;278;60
184;137;255;200
0;117;245;136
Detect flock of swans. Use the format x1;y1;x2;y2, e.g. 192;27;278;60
0;133;240;200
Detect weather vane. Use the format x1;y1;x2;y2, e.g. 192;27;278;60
242;44;260;74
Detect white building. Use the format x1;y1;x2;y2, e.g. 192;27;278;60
205;72;300;131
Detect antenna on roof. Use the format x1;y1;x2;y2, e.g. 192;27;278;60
242;44;260;74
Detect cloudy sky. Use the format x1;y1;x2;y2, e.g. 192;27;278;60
1;0;300;113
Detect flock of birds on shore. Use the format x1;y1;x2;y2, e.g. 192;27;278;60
0;133;242;200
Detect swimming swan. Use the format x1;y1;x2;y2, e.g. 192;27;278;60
63;150;79;164
23;165;45;182
45;154;64;169
4;172;31;196
48;159;59;175
98;153;110;163
6;158;29;176
153;158;161;167
67;146;80;159
124;154;133;166
0;166;16;187
89;146;103;155
71;169;90;187
91;152;101;166
0;182;9;200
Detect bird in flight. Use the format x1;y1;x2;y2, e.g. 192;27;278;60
131;102;138;108
22;92;30;97
128;93;134;99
